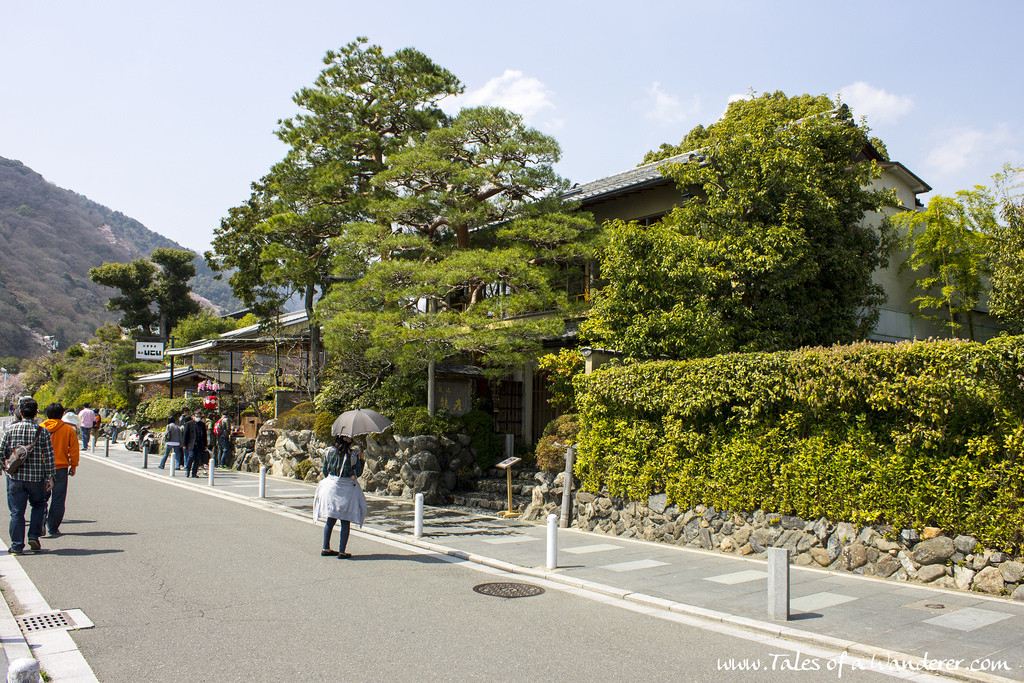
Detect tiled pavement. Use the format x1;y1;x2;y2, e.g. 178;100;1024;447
9;439;1024;681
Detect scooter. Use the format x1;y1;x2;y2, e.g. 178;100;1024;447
125;425;156;452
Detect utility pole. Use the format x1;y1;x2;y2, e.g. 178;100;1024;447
167;335;177;398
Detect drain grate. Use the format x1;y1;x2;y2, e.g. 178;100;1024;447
473;582;545;598
17;611;77;633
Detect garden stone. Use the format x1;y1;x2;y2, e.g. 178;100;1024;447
898;551;919;578
842;543;868;570
985;550;1007;564
834;522;857;545
720;537;735;552
954;565;976;590
809;548;832;567
796;533;814;553
973;566;1005;594
953;534;978;554
698;527;713;549
1012;586;1024;602
400;462;415;487
647;493;668;513
911;536;955;565
684;518;703;543
917;565;946;583
752;510;765;525
794;553;814;567
920;526;942;539
972;554;989;571
900;528;918;544
732;526;751;546
874;555;900;578
737;544;754;556
813;518;830;542
999;561;1024;584
576;491;595;505
720;522;734;536
781;515;804;530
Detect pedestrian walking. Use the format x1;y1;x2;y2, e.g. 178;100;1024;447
1;398;55;555
41;403;79;537
313;435;366;559
77;404;96;450
160;415;183;470
109;410;125;444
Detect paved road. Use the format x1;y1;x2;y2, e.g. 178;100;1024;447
2;449;897;682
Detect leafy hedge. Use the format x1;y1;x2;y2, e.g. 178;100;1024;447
574;336;1024;548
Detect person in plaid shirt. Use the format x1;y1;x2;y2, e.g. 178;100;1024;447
1;397;55;555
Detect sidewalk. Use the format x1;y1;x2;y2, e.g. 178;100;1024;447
25;440;1024;681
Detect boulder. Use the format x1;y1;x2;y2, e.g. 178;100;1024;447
954;565;976;590
874;555;900;578
781;515;804;530
973;566;1005;594
998;561;1024;584
1012;585;1024;602
842;543;868;570
917;565;947;583
911;536;955;565
920;526;942;540
833;522;857;545
953;534;978;554
809;548;832;567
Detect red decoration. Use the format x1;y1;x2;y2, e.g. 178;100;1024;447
203;395;218;410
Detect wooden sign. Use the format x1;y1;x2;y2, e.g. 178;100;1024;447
496;456;521;469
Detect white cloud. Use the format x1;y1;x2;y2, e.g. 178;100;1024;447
452;69;555;123
837;82;914;126
923;124;1015;180
642;82;699;125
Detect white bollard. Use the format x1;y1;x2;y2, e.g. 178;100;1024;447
7;657;40;683
767;547;790;620
169;450;176;477
259;465;267;498
546;513;558;569
414;492;424;538
208;457;215;486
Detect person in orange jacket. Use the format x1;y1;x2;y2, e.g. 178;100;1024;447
41;403;80;537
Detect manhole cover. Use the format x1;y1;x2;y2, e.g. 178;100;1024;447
473;582;545;598
17;611;76;633
924;603;945;610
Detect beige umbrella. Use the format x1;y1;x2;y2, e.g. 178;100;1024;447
330;408;393;437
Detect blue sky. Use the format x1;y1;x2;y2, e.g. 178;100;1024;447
1;1;1020;253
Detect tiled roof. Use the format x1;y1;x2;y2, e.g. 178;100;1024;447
563;151;695;204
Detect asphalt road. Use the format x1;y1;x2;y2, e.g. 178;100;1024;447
5;462;893;682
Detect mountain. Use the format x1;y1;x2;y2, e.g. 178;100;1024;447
0;156;240;358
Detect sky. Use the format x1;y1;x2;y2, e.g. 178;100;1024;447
1;1;1021;254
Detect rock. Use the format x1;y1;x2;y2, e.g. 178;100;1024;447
834;522;857;545
809;548;832;567
576;491;595;505
698;527;713;549
985;550;1008;564
813;518;830;542
732;526;751;546
954;565;976;590
857;527;879;546
953;534;978;554
842;543;868;570
766;513;781;526
684;518;703;543
999;561;1024;584
702;506;718;523
911;536;955;565
794;553;815;567
781;515;804;530
973;566;1005;594
874;555;900;578
972;554;989;571
917;565;946;583
920;526;942;540
719;537;735;552
898;551;919;578
647;493;668;513
796;533;814;553
400;462;415;487
900;528;919;544
1012;585;1024;602
737;544;754;556
596;497;613;512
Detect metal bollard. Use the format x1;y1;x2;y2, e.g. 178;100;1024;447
105;437;110;458
259;465;267;498
208;458;215;486
414;492;424;538
141;441;149;469
767;547;790;620
546;513;558;569
169;450;175;476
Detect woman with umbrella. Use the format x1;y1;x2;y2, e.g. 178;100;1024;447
314;434;366;558
315;409;390;558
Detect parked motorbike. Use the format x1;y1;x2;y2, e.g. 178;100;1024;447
124;425;157;453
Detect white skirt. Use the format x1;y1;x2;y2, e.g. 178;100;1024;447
313;475;367;525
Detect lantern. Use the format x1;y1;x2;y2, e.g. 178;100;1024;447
203;395;218;410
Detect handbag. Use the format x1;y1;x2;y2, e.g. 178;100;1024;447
4;427;40;476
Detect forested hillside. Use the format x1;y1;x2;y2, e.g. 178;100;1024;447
0;156;239;358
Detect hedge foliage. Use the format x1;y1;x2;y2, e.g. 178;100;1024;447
574;336;1024;548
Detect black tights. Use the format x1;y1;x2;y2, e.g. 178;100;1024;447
323;518;351;552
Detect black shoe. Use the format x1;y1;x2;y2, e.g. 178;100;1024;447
47;530;61;538
321;549;338;556
337;552;352;559
28;538;41;551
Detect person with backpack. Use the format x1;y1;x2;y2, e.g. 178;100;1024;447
1;397;55;555
213;414;231;467
41;402;79;537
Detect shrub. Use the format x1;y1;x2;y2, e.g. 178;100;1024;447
314;411;335;442
277;404;316;431
534;414;580;474
392;407;459;437
461;409;502;469
574;336;1024;549
537;348;585;412
294;458;315;480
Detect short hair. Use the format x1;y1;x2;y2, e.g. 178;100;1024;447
19;397;38;419
45;402;64;420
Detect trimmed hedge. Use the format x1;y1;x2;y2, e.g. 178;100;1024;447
574;336;1024;548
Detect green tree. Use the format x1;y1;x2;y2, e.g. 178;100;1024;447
583;92;895;358
320;106;598;381
207;38;462;393
89;248;201;340
989;165;1024;333
170;311;245;347
892;189;995;339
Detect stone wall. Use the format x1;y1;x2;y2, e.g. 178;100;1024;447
574;492;1024;599
231;425;482;505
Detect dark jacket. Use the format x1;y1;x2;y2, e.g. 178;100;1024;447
180;417;197;450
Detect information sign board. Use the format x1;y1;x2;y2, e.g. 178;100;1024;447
496;456;521;469
135;341;165;361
